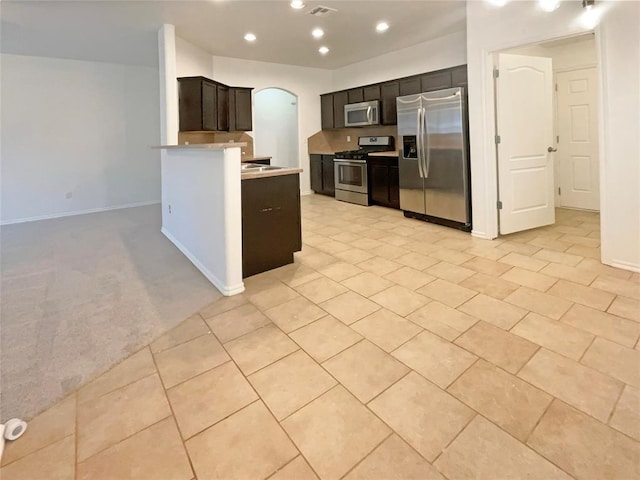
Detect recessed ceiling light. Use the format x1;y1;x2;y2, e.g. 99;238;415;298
312;28;324;39
319;46;330;55
539;0;560;11
376;22;389;33
244;33;256;42
290;0;305;9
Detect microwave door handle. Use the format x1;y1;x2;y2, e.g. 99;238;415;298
367;106;372;124
417;107;422;175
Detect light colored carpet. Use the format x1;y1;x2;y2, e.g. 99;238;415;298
0;205;222;420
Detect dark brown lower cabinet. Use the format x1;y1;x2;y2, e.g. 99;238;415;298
310;154;335;197
242;174;301;278
368;157;400;209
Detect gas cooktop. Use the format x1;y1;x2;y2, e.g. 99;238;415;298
334;136;395;160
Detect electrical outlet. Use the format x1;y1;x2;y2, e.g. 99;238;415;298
347;135;351;142
168;204;172;214
65;192;72;199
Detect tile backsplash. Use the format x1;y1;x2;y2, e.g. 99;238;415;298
178;131;254;158
308;126;398;154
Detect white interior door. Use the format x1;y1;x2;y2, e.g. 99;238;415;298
496;53;555;235
556;68;599;211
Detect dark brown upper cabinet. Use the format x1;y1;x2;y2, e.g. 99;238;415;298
321;94;334;130
216;85;229;131
399;76;421;96
179;77;228;132
363;85;381;101
347;88;364;104
421;71;452;92
229;87;253;131
380;81;400;125
178;76;252;132
451;65;468;87
318;65;467;129
333;91;349;129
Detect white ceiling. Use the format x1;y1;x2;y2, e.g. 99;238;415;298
0;0;466;69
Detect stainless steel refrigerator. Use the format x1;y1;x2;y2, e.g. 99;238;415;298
397;87;471;231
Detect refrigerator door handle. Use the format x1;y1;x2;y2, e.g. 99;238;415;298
416;108;424;178
423;107;431;178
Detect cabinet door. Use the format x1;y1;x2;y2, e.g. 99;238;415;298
232;88;253;131
421;71;452;92
178;78;203;131
333;91;348;129
380;82;400;125
322;155;335;196
363;85;381;101
388;166;400;209
370;164;390;205
451;65;467;87
216;85;229;131
400;76;421;96
321;94;334;130
347;88;364;104
241;175;301;277
310;155;323;193
202;81;218;131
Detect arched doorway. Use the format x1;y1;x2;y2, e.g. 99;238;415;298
253;88;299;168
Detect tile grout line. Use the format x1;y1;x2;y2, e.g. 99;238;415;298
148;346;197;479
190;318;323;480
335;431;394;480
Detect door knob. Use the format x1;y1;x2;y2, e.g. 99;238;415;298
548;146;558;152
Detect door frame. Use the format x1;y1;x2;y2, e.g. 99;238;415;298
482;29;606;242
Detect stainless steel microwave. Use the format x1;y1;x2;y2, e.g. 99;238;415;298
344;100;380;127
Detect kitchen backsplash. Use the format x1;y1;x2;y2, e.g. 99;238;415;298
308;126;398;154
178;131;255;158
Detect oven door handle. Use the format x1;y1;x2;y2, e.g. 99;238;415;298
335;159;367;164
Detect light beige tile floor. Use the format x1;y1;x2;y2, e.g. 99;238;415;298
3;196;639;480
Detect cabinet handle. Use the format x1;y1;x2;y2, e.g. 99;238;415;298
259;206;282;213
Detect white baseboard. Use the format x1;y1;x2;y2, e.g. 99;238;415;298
607;258;640;273
300;189;313;196
0;200;161;226
161;227;245;296
471;229;495;240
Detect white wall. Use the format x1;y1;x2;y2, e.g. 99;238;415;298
254;89;299;168
175;36;213;78
331;30;467;91
1;54;160;223
506;36;596;70
466;0;640;270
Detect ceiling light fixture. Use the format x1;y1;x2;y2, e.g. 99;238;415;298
582;0;594;9
539;0;560;12
312;28;324;39
376;22;389;33
319;46;330;55
290;0;305;9
244;33;256;42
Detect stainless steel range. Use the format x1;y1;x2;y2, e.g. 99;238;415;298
334;136;395;206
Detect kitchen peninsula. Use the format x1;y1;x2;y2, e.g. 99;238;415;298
154;143;302;296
